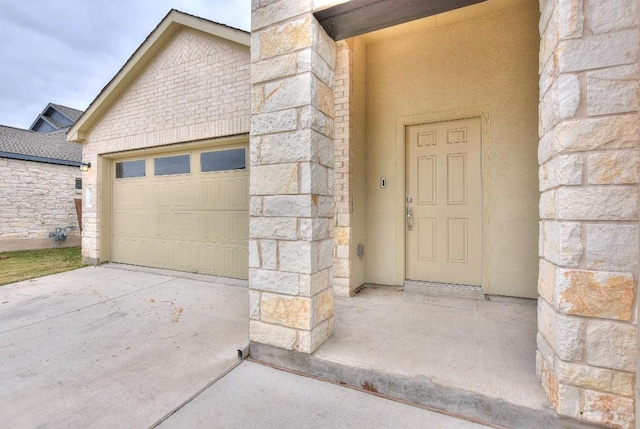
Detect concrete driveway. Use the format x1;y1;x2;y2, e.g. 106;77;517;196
0;265;248;428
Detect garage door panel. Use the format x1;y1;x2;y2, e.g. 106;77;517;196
111;145;249;279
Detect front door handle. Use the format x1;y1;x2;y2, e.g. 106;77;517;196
407;206;413;231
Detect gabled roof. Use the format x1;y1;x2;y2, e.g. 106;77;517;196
0;125;82;166
68;9;250;143
29;103;84;132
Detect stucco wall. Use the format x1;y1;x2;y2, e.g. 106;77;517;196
81;26;250;264
362;2;540;297
0;158;81;251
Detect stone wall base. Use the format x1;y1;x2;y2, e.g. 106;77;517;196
0;237;81;253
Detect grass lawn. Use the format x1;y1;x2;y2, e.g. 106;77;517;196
0;247;85;286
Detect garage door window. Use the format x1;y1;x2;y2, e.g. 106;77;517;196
201;148;246;172
154;154;190;176
116;160;146;178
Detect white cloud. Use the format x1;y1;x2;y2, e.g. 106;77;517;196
0;0;250;129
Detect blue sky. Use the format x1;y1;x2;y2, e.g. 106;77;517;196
0;0;250;129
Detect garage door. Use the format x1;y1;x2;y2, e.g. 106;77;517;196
110;144;248;279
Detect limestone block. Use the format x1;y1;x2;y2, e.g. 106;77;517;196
249;239;260;268
249;268;300;295
539;154;583;191
538;352;560;407
333;258;349;278
538;0;555;35
251;109;298;136
555;268;635;320
262;195;314;217
557;0;583;39
261;240;278;270
556;360;634;397
299;162;329;195
316;238;334;271
297;317;334;353
300;268;330;296
539;11;558;77
557;187;638;221
335;244;349;259
249;290;261;320
250;320;297;350
250;196;263;216
315;288;334;323
315;78;335;118
582;390;635;429
587;64;639;116
586;224;638;272
251;53;297;84
298;217;331;240
261;293;311;329
252;0;311;32
538;258;556;305
334;226;349;245
259;16;313;60
250;163;299;195
542;221;583;267
298;49;335;88
263;73;312;113
539;55;556;101
251;86;264;115
250;217;297;240
537;332;556;369
589;0;640;35
301;105;335;139
556;73;581;120
588;151;639;185
538;298;586;361
587;320;637;371
553;115;639;154
539;190;556;219
558;30;639;73
279;240;315;273
538;129;554;164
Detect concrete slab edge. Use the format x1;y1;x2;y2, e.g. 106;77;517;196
103;263;248;288
249;342;601;429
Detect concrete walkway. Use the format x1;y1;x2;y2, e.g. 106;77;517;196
0;265;248;428
0;265;491;429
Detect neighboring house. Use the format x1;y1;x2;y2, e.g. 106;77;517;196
30;103;84;133
69;2;639;428
0;120;83;251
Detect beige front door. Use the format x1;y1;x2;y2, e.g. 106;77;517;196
406;117;482;286
110;144;249;279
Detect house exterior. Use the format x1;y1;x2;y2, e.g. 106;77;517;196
0;121;82;251
30;103;83;133
70;1;638;427
68;11;251;278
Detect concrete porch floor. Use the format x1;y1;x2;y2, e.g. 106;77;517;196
251;286;598;429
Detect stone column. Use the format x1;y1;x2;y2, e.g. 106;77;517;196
249;0;336;353
537;1;639;428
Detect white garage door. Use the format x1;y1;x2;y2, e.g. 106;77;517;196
110;144;248;279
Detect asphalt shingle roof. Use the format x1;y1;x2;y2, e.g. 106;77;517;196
51;104;84;122
0;125;82;166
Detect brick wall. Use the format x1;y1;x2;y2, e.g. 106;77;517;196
81;26;250;263
0;158;81;251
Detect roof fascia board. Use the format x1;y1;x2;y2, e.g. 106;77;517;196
68;11;249;143
0;151;81;167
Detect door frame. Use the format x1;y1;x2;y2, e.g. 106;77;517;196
395;106;491;287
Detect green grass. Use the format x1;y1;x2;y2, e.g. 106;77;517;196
0;247;85;286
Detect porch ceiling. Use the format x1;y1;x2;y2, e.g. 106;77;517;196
314;0;487;40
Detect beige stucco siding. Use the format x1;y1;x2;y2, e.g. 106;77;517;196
81;26;250;264
0;158;81;251
363;3;540;297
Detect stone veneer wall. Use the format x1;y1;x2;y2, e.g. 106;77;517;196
536;0;639;427
80;27;250;264
249;0;336;353
0;158;81;251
